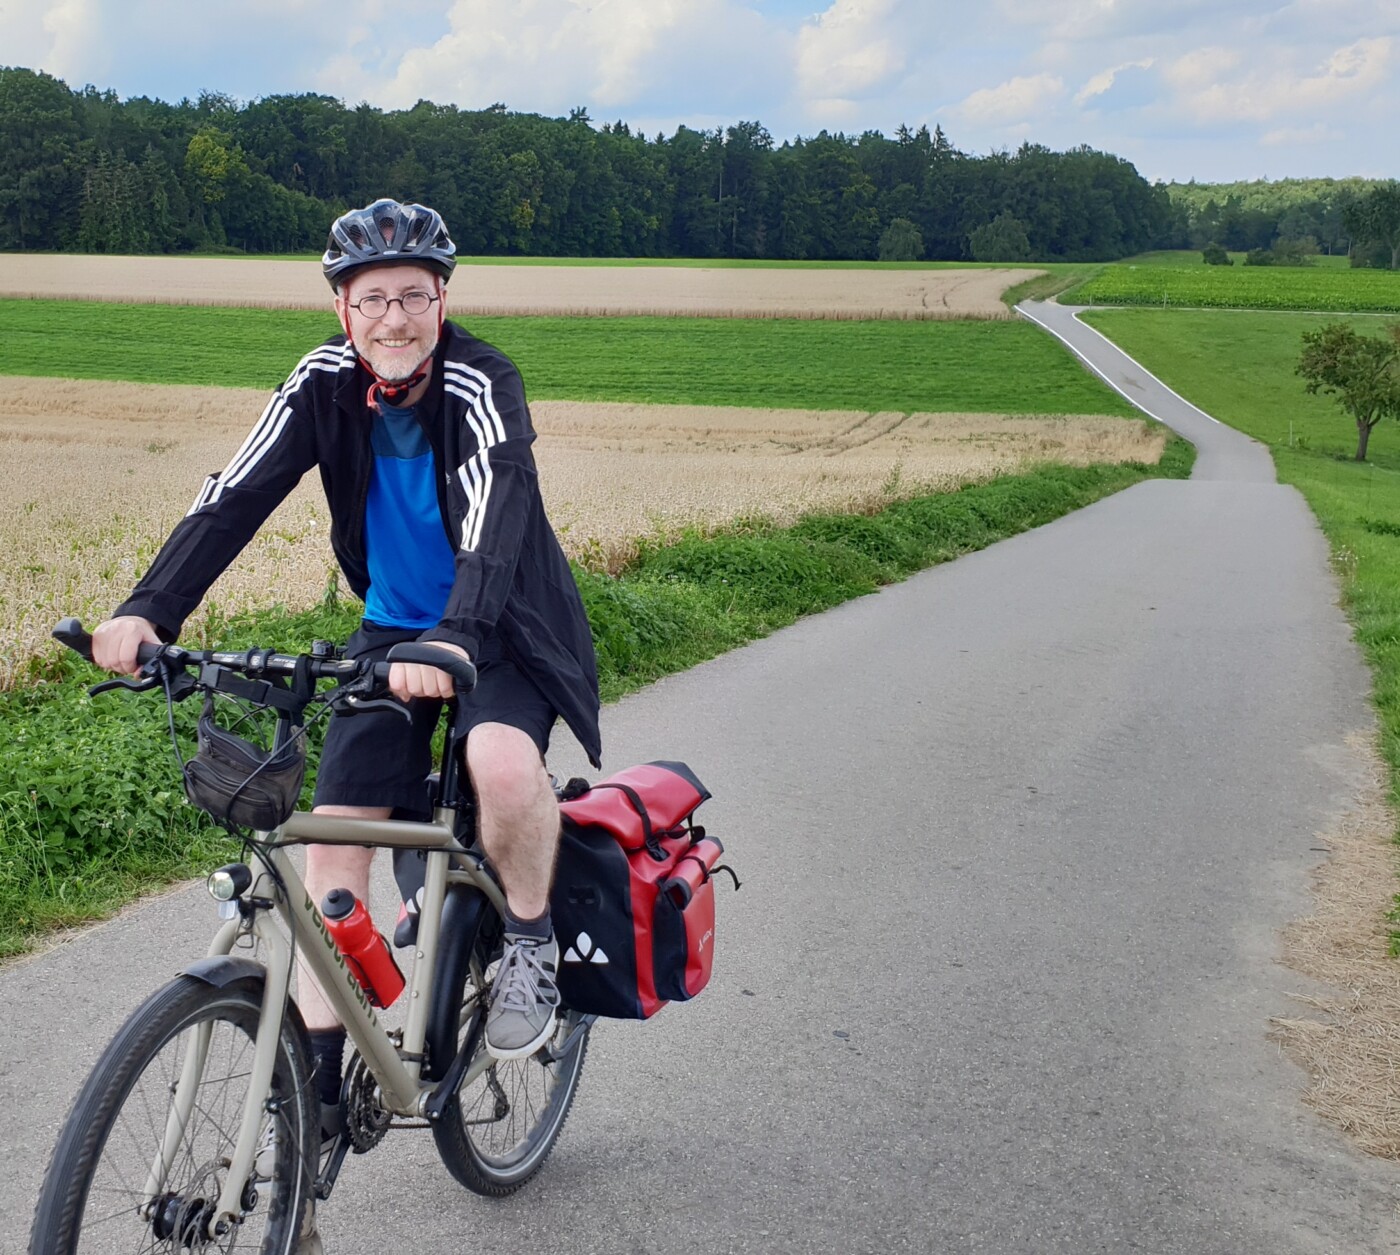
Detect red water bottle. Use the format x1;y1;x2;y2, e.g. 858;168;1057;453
320;889;405;1008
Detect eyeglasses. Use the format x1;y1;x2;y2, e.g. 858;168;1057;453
348;291;440;319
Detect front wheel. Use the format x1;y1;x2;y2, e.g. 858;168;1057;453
430;910;589;1196
31;975;317;1254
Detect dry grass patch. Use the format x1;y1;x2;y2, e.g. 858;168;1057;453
1270;733;1400;1158
0;255;1039;320
0;376;1160;688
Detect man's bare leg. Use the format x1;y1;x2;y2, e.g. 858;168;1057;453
467;723;563;1059
467;723;560;917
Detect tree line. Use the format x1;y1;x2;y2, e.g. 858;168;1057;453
1;66;1394;265
1169;177;1398;267
1;66;1178;262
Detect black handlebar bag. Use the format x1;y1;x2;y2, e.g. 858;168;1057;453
551;761;729;1019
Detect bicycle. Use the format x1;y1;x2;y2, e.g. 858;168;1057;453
31;619;594;1254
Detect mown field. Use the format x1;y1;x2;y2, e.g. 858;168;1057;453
1069;262;1400;313
0;300;1137;413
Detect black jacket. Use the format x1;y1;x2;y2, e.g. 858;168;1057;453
116;322;602;766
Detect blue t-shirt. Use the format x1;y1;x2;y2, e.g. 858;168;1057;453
362;402;457;629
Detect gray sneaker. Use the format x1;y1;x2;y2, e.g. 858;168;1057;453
485;933;561;1060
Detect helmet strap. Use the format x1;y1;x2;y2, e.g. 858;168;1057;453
366;372;426;411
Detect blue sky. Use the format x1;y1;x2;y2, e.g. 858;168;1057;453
4;0;1397;183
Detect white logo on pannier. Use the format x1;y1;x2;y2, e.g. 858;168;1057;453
563;930;610;965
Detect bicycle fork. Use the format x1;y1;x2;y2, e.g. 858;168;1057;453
141;912;298;1242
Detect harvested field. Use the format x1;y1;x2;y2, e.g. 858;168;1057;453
0;255;1038;320
0;377;1161;687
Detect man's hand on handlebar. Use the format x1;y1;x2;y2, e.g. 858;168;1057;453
388;641;471;703
91;616;162;677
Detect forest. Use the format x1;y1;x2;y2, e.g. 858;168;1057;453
0;66;1390;263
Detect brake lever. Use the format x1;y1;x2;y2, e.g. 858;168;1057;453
88;674;162;697
339;695;413;722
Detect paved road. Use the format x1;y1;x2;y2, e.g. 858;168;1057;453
5;301;1398;1252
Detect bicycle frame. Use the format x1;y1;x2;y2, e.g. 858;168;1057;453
153;806;508;1236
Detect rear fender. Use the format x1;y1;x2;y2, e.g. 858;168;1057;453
424;884;495;1082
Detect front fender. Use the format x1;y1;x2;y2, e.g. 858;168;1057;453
181;956;266;989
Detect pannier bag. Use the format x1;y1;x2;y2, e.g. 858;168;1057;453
552;761;732;1020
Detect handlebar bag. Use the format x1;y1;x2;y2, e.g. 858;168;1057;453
551;761;727;1019
182;704;307;832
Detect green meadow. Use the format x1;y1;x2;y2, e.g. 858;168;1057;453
0;299;1136;415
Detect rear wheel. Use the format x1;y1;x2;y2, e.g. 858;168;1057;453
431;913;589;1196
31;976;316;1254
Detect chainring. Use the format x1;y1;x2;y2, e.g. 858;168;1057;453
340;1053;391;1154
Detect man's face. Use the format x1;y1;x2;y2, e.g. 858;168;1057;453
335;263;443;382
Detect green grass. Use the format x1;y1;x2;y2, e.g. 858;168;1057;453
1083;308;1400;825
1080;309;1400;468
1069;263;1400;313
0;444;1190;957
0;300;1137;415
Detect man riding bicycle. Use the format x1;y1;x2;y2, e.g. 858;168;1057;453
91;199;602;1121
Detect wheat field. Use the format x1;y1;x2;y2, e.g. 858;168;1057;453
0;255;1038;320
0;377;1161;687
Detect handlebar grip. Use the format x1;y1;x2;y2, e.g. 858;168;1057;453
52;617;94;660
384;643;478;692
52;618;164;667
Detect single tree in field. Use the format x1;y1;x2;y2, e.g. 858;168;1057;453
1296;321;1400;461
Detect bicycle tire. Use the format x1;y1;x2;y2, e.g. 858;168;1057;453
30;975;317;1255
430;906;589;1196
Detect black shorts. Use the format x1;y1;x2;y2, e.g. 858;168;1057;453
311;621;558;817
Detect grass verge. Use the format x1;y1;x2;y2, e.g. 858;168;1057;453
0;444;1190;957
1082;307;1400;826
0;301;1137;415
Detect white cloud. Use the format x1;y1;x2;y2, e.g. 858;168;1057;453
954;73;1066;127
0;0;105;82
1074;58;1154;106
1165;36;1393;123
341;0;780;115
795;0;904;102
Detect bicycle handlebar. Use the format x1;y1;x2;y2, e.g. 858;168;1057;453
51;618;478;693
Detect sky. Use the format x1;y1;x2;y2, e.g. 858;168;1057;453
4;0;1398;184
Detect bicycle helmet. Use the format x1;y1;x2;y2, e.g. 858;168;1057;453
322;199;457;290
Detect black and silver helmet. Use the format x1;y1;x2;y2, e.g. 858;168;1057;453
322;199;457;290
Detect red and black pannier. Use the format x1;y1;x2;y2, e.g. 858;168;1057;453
551;760;731;1020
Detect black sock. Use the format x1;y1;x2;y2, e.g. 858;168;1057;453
308;1028;347;1107
503;907;552;941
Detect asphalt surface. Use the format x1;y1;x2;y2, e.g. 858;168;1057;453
5;300;1398;1252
